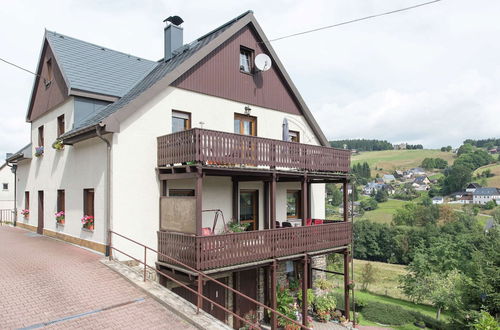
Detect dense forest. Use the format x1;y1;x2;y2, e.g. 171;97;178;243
329;139;393;151
463;138;500;149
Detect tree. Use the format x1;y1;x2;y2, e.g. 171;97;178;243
375;189;388;203
428;270;466;320
360;262;377;291
457;143;474;156
360;198;378;211
443;164;472;194
473;311;499;330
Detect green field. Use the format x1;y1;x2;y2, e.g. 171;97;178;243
352;149;455;176
359;199;407;224
473;163;500;187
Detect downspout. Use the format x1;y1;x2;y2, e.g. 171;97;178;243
96;125;112;257
6;163;17;227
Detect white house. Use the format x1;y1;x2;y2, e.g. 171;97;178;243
0;162;14;210
473;187;500;205
6;12;353;326
432;196;444;204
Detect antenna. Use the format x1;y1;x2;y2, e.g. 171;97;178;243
254;53;272;72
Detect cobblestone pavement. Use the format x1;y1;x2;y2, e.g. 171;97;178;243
0;226;196;329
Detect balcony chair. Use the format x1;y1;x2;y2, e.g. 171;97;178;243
282;221;293;228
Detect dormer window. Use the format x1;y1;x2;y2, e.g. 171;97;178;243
239;47;253;73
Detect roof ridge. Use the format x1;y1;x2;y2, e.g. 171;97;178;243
45;30;156;64
196;10;253;41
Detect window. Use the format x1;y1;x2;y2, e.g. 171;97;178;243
57;190;65;213
239;47;253;73
38;126;44;147
45;58;52;88
289;130;300;143
83;189;94;217
25;191;30;210
2;183;8;190
287;190;301;219
169;189;195;197
172;110;191;133
234;114;257;136
57;115;65;137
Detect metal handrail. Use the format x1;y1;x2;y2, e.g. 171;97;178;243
109;230;310;329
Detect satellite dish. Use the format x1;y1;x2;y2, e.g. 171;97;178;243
255;53;272;72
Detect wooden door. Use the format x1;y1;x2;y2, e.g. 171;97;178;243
234;269;258;329
37;191;44;234
240;190;258;231
234;114;257;136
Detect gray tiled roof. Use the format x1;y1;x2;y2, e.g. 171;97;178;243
474;187;500;196
46;31;157;97
61;11;249;136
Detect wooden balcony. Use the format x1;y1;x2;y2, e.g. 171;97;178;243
157;221;352;271
157;128;350;173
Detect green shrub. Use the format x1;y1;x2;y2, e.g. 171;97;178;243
333;293;366;311
410;311;447;330
362;302;415;325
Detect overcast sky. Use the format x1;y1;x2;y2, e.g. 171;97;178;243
1;0;499;158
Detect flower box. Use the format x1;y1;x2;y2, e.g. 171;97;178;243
20;209;29;219
52;139;64;150
55;211;65;225
34;146;44;157
81;215;94;231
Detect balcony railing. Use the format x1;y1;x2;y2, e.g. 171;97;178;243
157;128;350;173
158;221;352;270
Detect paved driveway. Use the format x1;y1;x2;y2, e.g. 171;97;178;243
0;226;196;329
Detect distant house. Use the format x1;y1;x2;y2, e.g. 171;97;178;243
363;182;395;195
465;183;482;193
488;148;498;154
382;174;395;183
432;196;444;204
393;143;407;150
393;170;404;179
0;162;15;210
409;167;426;176
473;187;500;205
413;176;430;185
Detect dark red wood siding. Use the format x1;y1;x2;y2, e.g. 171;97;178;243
172;25;302;115
28;41;69;122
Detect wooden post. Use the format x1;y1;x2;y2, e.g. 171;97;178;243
301;176;308;226
343;180;349;222
197;276;203;314
196;169;203;236
270;174;277;229
344;251;350;320
232;179;239;222
307;181;312;219
302;255;309;327
264;181;270;229
271;260;277;330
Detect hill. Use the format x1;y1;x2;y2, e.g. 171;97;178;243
352;149;456;176
473;163;500;187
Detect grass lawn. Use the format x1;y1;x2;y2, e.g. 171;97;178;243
428;172;444;180
473;163;500;187
358;199;407;224
352;150;455;176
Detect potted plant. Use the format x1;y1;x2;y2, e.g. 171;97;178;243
55;211;65;225
226;221;249;233
52;139;64;150
20;209;29;219
81;215;94;230
34;146;44;157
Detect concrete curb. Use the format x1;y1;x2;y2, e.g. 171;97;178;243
100;259;231;330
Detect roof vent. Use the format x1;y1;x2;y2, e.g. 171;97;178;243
163;16;184;62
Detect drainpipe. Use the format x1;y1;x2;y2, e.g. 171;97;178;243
7;163;17;227
96;125;112;257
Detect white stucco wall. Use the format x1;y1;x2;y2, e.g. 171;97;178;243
0;164;14;210
110;87;326;262
14;98;108;247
